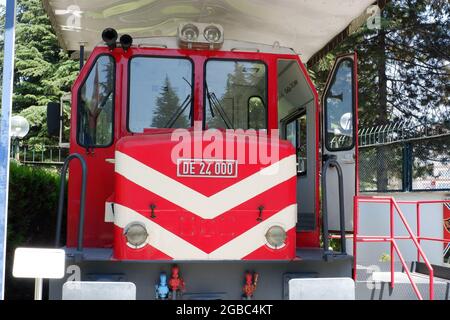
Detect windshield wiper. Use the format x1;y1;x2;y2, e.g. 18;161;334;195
205;83;233;129
163;77;194;128
164;94;192;128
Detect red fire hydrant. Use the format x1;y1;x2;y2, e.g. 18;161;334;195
242;271;259;299
169;265;185;300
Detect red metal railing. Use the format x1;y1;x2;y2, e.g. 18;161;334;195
352;196;450;300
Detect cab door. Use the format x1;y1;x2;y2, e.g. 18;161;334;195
68;53;117;248
321;53;358;233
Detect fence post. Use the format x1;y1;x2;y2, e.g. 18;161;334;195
390;199;395;289
402;142;413;191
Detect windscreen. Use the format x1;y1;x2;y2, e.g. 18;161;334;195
205;60;267;130
128;57;193;132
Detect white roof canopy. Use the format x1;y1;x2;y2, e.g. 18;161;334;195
43;0;376;62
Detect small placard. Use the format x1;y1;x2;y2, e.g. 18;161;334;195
62;281;136;300
289;278;355;300
177;159;238;178
13;248;65;279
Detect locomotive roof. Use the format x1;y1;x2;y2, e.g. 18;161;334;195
43;0;377;63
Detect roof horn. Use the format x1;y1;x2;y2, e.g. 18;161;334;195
102;28;118;50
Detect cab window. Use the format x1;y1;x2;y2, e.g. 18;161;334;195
205;60;267;130
324;59;354;150
128;57;193;132
278;59;313;174
285;113;307;173
77;55;115;147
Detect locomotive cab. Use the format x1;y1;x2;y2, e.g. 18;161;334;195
48;23;358;298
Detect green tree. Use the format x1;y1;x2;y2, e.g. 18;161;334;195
0;0;78;145
309;0;449;190
309;0;449;126
151;76;189;128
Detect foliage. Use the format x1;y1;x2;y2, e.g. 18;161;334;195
152;76;189;128
309;0;449;127
309;0;449;190
5;161;65;299
0;0;78;146
380;253;391;262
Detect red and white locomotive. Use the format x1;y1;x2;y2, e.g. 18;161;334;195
48;22;358;299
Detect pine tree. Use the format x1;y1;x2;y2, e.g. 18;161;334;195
309;0;449;190
151;76;189;128
0;0;79;145
309;0;449;126
207;62;248;129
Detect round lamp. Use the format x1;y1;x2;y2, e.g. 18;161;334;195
11;115;30;139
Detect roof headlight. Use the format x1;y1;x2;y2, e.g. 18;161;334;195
178;22;224;50
180;23;199;42
204;25;222;43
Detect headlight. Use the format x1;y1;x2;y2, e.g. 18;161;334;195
180;23;199;42
265;226;287;249
124;222;148;248
178;22;224;50
204;25;221;43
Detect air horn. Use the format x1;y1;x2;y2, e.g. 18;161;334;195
102;28;118;50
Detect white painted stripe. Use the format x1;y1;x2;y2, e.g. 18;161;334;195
209;204;297;259
105;201;114;223
114;203;296;260
114;203;208;260
115;151;296;219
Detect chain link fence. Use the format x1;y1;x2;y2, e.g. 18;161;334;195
359;121;450;192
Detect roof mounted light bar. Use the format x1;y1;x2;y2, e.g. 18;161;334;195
178;22;224;50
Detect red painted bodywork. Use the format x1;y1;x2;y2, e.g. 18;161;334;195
67;44;322;258
113;131;297;260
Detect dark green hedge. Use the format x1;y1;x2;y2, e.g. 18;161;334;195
5;161;65;299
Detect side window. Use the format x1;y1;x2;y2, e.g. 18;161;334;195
285;114;307;174
324;59;354;150
277;59;313;174
77;55;115;147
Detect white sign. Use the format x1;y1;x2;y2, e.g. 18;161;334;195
13;248;65;279
289;278;355;300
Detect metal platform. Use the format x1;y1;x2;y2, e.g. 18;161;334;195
355;261;450;300
63;247;352;262
50;247;353;300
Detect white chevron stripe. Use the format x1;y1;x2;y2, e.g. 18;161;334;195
115;151;296;219
114;203;207;259
209;204;297;259
114;203;297;260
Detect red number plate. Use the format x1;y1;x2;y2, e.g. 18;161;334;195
177;159;238;178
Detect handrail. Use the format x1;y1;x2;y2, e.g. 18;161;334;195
55;153;87;255
391;198;434;300
391;241;423;300
353;195;436;300
357;197;450;264
322;156;346;257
